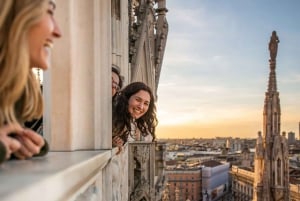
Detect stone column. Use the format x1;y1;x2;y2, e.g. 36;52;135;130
44;0;112;150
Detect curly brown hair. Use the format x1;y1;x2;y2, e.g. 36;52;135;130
112;82;158;143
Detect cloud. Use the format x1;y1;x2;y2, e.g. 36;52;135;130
156;0;300;138
281;73;300;84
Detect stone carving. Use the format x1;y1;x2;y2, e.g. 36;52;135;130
112;145;129;201
129;143;155;201
133;145;150;163
255;131;264;159
130;176;150;201
75;185;98;201
129;0;168;94
154;1;168;91
269;31;280;61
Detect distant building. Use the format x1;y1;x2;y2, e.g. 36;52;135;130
241;145;252;167
230;138;242;152
288;131;296;144
231;166;254;200
202;160;230;201
231;165;300;201
212;138;227;148
299;122;300;140
166;167;202;201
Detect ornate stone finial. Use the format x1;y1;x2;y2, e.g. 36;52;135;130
268;31;280;61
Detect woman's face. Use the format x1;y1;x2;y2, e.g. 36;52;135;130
28;1;61;70
128;90;151;119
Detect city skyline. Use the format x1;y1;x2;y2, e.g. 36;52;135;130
156;0;300;139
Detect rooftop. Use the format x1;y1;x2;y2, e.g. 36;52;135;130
202;160;222;167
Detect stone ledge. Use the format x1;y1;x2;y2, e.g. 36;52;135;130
0;150;111;201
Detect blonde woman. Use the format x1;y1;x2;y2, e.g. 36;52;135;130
0;0;61;163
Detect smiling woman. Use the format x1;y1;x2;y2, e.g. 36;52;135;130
27;0;61;70
0;0;61;163
112;82;158;153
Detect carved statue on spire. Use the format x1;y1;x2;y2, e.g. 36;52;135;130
269;31;280;61
255;131;264;159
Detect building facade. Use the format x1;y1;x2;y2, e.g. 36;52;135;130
0;1;168;201
288;132;296;145
202;161;230;201
166;168;202;201
231;166;255;200
231;166;300;201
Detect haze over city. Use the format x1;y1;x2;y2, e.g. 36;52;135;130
156;0;300;139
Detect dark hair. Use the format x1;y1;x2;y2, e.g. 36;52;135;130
112;67;123;89
112;82;158;143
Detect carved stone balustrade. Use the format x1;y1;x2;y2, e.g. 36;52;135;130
128;142;156;201
0;142;169;201
154;142;168;201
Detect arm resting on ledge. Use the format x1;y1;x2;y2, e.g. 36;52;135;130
34;138;49;157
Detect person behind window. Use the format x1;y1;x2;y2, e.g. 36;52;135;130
0;0;61;163
112;82;158;153
112;66;123;98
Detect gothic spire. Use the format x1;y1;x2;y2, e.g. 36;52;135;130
263;31;281;139
254;31;289;201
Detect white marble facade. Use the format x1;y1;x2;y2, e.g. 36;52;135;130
0;0;168;200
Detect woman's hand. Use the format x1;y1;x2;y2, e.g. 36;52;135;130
113;136;124;147
13;129;45;159
112;136;124;155
0;123;23;160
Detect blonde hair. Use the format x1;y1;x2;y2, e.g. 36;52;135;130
0;0;47;126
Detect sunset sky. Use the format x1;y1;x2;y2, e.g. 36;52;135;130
156;0;300;139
